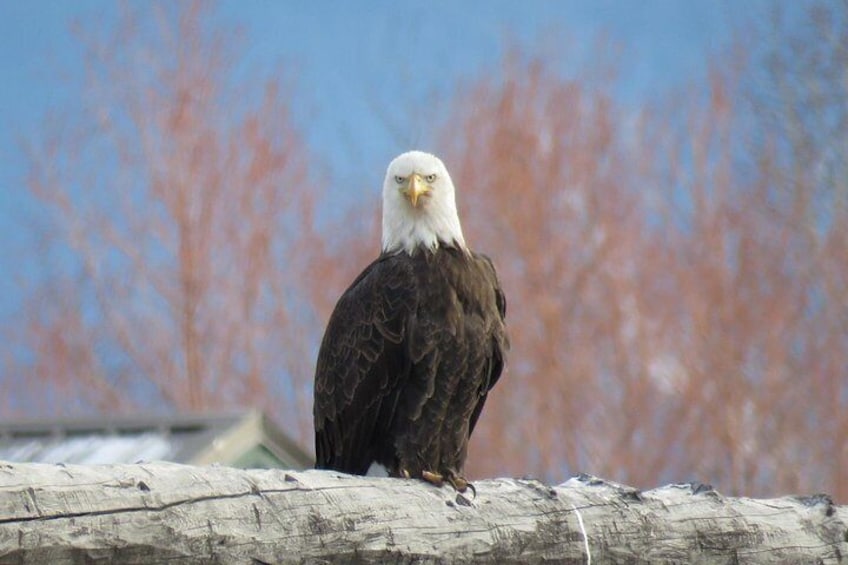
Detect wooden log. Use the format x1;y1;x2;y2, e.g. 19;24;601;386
0;461;845;564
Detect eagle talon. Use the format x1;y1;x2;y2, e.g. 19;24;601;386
455;480;476;498
421;470;445;487
446;474;475;497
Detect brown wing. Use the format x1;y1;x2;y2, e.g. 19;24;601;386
468;252;508;436
313;254;416;474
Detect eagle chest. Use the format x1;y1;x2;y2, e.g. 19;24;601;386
403;254;492;406
411;253;490;345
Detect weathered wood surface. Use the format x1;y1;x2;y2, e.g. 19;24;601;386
0;461;845;564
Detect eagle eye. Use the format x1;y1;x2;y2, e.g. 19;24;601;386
425;174;437;183
394;175;405;184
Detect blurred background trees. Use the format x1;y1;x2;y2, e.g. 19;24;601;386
3;0;846;500
10;2;338;439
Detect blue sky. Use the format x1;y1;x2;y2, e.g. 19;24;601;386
0;0;768;322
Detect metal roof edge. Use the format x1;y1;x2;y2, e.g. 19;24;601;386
188;410;314;469
0;412;248;436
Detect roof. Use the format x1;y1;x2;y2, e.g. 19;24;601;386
0;410;313;470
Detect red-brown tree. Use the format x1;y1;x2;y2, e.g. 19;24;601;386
13;1;332;439
442;8;847;499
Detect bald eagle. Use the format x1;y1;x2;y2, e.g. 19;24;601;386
313;151;507;492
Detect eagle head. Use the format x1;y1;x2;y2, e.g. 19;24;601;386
381;151;467;255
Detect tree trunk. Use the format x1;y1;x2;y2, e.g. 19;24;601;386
0;461;845;564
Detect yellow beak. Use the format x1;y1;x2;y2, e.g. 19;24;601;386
404;174;431;208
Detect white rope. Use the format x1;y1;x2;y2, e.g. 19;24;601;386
571;503;591;564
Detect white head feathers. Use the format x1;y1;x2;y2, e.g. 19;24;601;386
381;151;467;255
